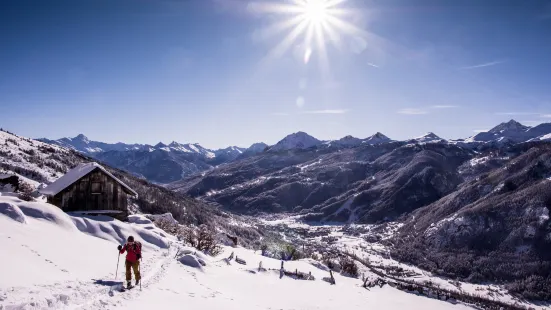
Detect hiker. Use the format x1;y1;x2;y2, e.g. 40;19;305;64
117;236;142;288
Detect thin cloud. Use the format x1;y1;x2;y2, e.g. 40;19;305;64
460;60;505;70
496;112;540;116
367;62;379;68
271;112;289;116
431;105;458;109
397;108;428;115
473;129;489;133
541;114;551;118
301;109;348;114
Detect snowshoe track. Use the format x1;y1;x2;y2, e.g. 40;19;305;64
0;248;176;310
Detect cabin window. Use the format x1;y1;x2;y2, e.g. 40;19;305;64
91;182;102;194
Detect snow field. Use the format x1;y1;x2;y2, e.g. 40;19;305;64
121;246;472;310
0;196;174;309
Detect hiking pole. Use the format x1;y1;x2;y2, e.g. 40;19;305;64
115;253;121;280
139;259;142;290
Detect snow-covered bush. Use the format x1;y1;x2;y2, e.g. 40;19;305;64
180;224;221;256
17;181;34;201
339;256;359;278
155;218;181;235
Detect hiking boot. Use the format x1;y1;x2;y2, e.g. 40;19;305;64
127;281;132;288
135;279;140;286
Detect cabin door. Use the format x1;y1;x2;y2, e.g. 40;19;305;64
93;194;101;210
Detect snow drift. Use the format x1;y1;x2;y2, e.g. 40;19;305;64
0;196;171;287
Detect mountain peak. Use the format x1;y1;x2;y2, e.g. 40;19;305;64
489;119;529;134
363;132;391;145
371;132;389;139
270;132;321;151
155;142;168;148
414;132;443;143
423;132;440;138
249;142;268;149
74;134;89;143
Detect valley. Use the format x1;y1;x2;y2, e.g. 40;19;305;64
2;119;551;306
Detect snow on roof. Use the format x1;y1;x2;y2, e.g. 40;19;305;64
39;162;138;197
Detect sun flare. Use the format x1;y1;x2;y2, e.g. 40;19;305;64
249;0;369;76
302;0;329;25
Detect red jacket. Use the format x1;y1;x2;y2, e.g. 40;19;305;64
120;242;142;263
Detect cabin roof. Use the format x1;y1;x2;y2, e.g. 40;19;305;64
39;162;138;197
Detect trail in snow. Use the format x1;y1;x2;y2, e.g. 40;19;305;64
120;247;473;310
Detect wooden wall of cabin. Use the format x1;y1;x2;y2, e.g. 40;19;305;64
52;169;129;220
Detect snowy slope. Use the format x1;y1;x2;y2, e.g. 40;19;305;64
0;129;79;185
123;246;472;310
269;132;322;151
534;133;551;141
0;196;171;289
0;197;472;310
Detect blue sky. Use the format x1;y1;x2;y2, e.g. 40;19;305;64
1;0;551;149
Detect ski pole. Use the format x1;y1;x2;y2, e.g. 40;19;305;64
139;259;142;290
115;253;121;280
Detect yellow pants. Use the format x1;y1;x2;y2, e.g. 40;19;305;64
125;260;141;282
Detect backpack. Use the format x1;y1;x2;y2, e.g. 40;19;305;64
130;241;142;260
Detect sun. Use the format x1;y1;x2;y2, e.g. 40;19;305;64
301;0;329;25
249;0;370;75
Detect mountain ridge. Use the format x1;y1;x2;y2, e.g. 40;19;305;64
38;120;551;184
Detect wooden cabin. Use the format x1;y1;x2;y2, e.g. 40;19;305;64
39;163;137;221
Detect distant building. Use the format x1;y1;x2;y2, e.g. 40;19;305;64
39;163;137;221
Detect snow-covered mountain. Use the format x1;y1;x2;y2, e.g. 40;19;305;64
329;135;363;147
37;120;551;184
39;134;146;154
235;142;268;160
39;134;255;183
269;132;322;152
411;132;444;143
245;142;268;153
526;122;551;140
326;133;391;148
166;141;216;158
214;146;246;158
363;132;392;145
40;134;219;158
465;119;551;144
